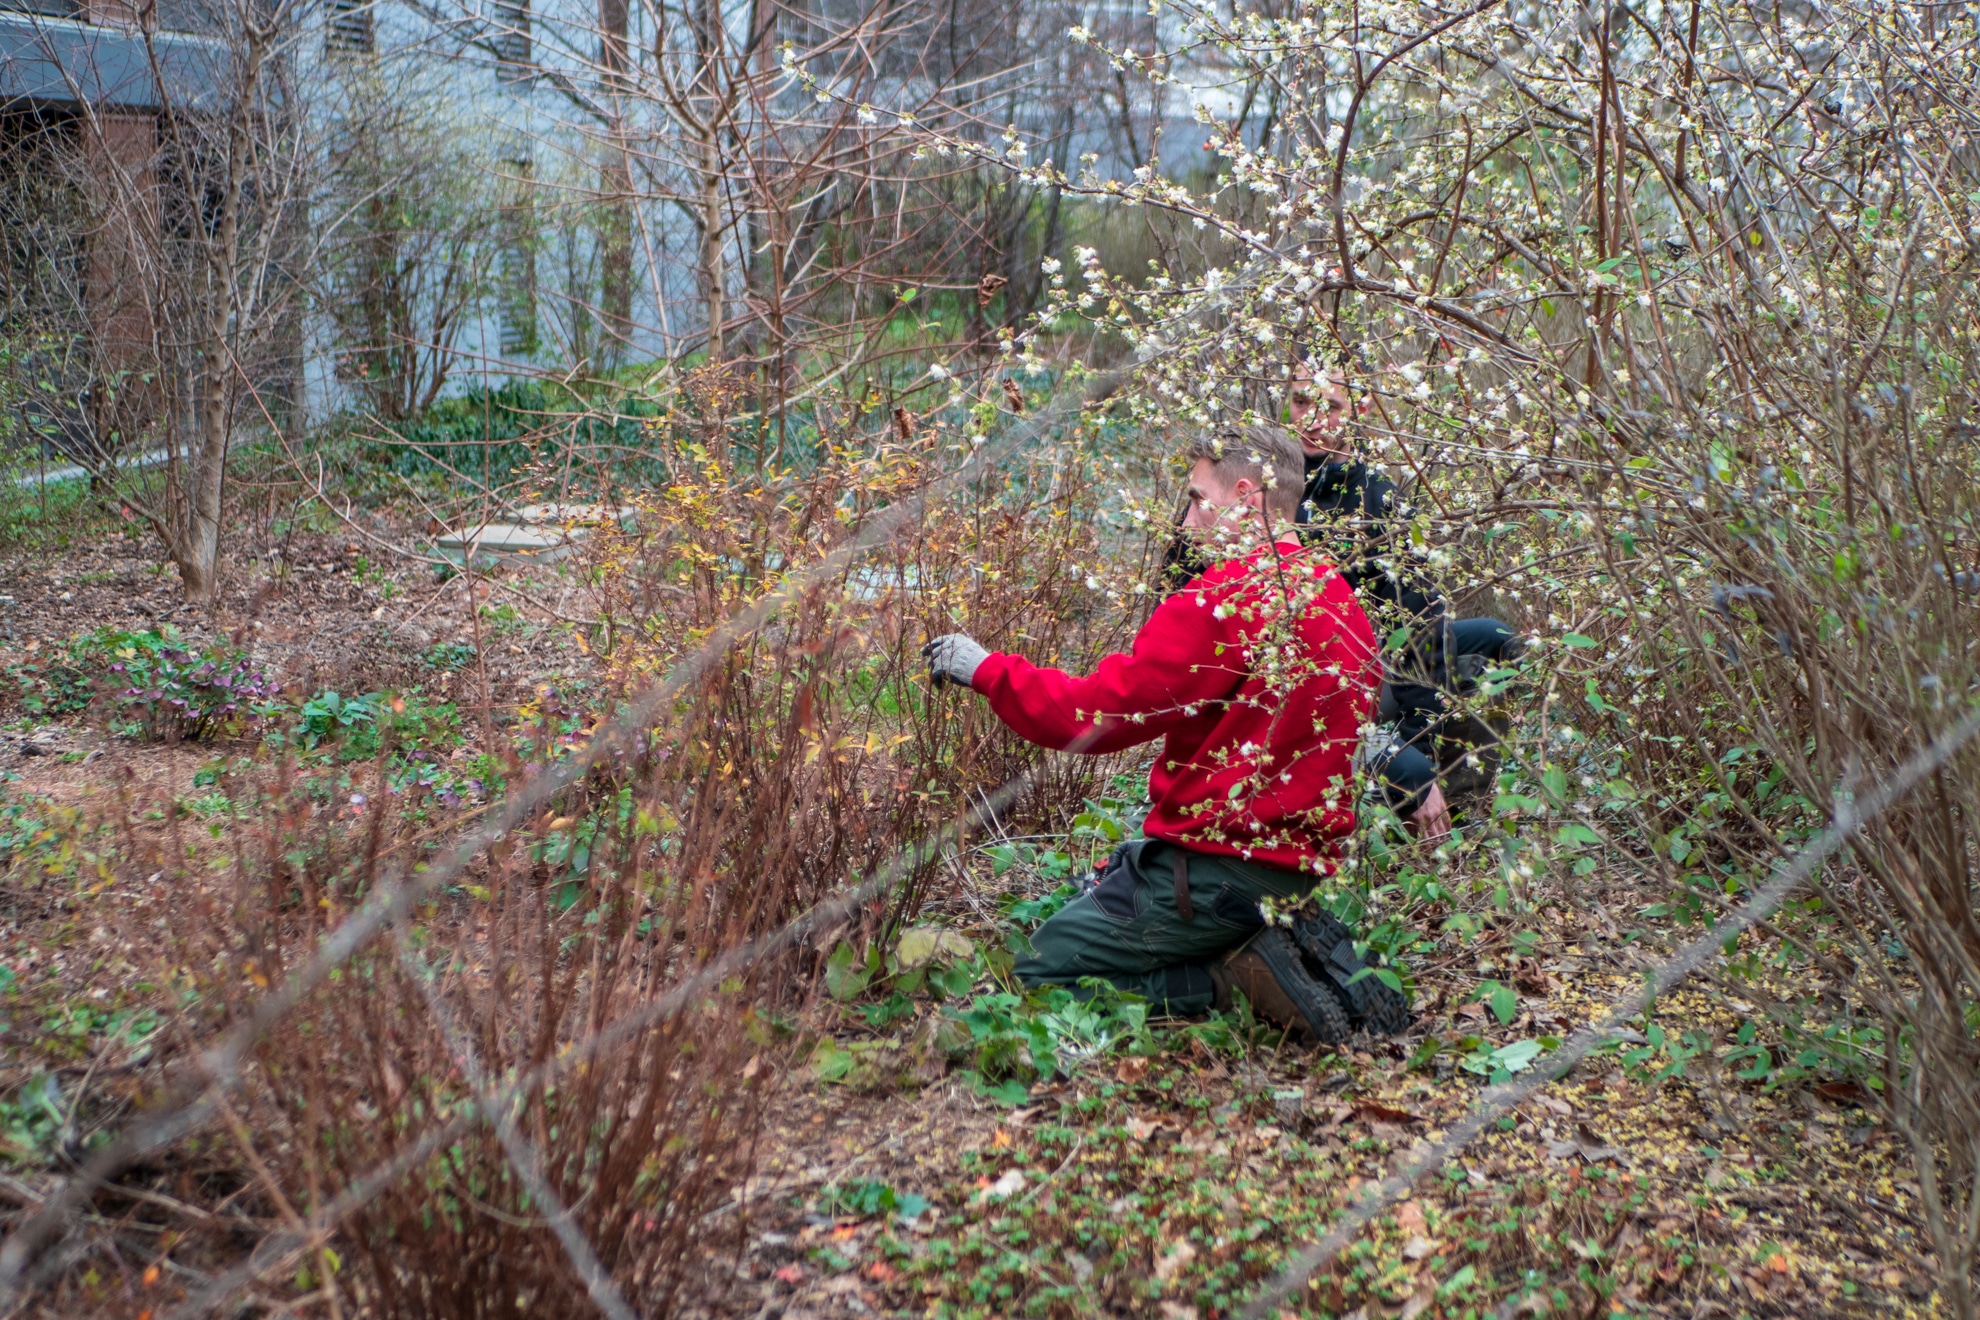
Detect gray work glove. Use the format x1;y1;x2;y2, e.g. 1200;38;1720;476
923;633;988;688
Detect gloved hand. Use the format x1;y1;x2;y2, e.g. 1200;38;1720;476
923;633;988;688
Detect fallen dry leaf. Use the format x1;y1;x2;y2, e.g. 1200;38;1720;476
1513;959;1557;996
1354;1099;1422;1124
1116;1056;1151;1083
1127;1115;1169;1140
1545;1122;1627;1165
975;1169;1025;1201
1402;1235;1440;1261
1395;1200;1427;1234
1154;1239;1198;1286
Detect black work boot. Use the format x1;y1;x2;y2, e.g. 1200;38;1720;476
1209;927;1352;1045
1288;909;1411;1036
1436;710;1511;798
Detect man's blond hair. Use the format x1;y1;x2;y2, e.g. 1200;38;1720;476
1185;425;1306;520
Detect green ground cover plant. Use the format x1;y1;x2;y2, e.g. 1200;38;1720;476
5;627;278;741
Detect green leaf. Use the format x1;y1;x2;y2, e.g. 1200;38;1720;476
1561;632;1597;648
1542;765;1569;803
1489;1038;1544;1073
966;1071;1031;1106
810;1037;856;1083
929;961;976;999
1439;1263;1479;1297
824;942;872;1001
1489;982;1518;1026
1407;1035;1444;1070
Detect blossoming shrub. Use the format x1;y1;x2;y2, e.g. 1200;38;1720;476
819;0;1980;1302
563;403;1148;940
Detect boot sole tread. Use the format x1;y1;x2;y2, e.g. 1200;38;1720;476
1293;911;1412;1036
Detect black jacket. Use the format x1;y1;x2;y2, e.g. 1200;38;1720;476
1294;455;1444;640
1157;456;1445;638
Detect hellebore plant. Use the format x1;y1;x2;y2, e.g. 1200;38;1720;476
106;634;280;742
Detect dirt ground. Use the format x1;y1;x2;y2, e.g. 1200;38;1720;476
706;961;1936;1320
0;517;1949;1319
0;510;591;793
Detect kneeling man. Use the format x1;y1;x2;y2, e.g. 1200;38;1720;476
924;425;1408;1043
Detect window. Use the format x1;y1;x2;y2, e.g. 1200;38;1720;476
497;159;537;358
492;0;529;82
325;0;372;54
0;0;83;18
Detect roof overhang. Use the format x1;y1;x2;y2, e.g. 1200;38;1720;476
0;12;226;112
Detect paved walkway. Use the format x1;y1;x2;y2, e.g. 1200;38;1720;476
4;448;170;487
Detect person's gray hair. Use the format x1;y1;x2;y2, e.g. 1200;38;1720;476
1184;424;1306;519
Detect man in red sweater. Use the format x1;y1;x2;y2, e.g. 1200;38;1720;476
925;425;1409;1043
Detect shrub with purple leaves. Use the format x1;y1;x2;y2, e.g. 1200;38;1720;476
101;630;280;742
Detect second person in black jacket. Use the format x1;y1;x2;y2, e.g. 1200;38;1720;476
1289;364;1524;835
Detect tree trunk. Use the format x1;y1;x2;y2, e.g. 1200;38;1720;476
597;0;632;366
169;25;262;601
700;136;724;364
599;164;633;365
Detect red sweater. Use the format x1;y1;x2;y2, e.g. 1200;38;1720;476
973;539;1379;875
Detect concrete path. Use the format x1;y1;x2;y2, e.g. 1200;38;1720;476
4;448;171;487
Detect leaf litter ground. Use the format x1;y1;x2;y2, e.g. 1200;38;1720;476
719;904;1946;1320
0;523;1947;1318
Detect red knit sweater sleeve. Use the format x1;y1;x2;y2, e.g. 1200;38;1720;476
971;585;1245;754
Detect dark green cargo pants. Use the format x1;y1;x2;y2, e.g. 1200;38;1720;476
1013;839;1317;1014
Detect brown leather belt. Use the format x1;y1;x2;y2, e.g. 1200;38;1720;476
1171;848;1193;923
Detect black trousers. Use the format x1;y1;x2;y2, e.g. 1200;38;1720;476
1369;617;1520;810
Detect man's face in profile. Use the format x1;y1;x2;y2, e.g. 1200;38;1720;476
1288;370;1355;460
1181;458;1260;539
